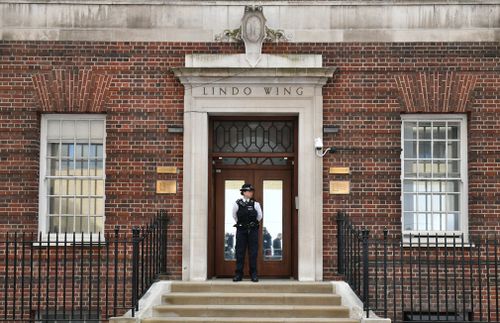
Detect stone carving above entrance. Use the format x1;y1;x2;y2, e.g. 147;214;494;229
215;6;288;67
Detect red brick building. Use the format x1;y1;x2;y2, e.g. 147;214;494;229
0;1;499;322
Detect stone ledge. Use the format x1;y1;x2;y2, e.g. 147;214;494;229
1;2;498;42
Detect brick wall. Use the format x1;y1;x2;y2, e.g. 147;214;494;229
0;41;498;284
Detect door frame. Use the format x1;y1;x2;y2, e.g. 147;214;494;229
173;66;333;281
207;116;298;279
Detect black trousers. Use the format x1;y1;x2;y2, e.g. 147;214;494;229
234;226;259;276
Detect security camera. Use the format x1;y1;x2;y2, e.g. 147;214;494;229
314;137;324;150
314;137;331;157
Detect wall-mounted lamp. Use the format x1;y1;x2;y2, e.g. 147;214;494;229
323;125;340;134
167;125;184;134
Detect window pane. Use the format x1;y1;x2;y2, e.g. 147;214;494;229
447;214;459;230
75;216;88;233
90;180;104;196
420;161;432;178
75;160;89;176
433;122;446;139
60;197;73;214
404;160;417;177
418;141;432;158
448;122;460;139
404;122;418;139
403;213;414;230
418;122;432;139
93;216;104;234
60;216;74;233
48;179;57;195
61;144;74;159
403;180;415;192
404;194;415;211
76;143;89;159
432;194;444;212
263;180;283;261
95;198;104;214
62;121;75;139
61;160;74;176
446;194;460;212
213;120;294;153
433;161;446;178
433;141;446;158
49;216;59;233
223;180;245;261
448;141;459;159
90;121;104;139
48;158;59;176
448;161;460;178
90;144;103;158
48;143;59;157
81;198;90;215
75;121;89;139
417;213;427;231
49;197;60;214
404;141;417;158
47;120;60;139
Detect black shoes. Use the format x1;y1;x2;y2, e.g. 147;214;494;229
232;274;258;282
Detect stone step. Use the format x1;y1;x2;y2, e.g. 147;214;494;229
162;292;342;306
143;317;358;323
169;281;335;294
152;304;351;318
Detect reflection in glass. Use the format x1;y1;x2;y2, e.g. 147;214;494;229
224;180;245;261
263;180;283;261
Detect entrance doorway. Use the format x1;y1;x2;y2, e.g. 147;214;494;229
208;117;298;278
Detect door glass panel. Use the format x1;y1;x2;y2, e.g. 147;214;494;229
224;180;245;261
262;180;283;261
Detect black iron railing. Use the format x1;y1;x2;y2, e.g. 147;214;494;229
337;211;500;323
0;209;169;322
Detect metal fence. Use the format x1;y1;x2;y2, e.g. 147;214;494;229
0;210;169;322
337;211;500;323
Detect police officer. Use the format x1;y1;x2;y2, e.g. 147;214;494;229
232;183;262;282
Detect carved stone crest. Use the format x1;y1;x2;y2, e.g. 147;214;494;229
215;5;289;67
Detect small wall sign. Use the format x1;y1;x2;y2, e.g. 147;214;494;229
329;167;350;175
329;180;350;194
156;180;177;194
157;166;178;174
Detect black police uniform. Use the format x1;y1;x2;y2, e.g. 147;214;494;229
233;188;260;281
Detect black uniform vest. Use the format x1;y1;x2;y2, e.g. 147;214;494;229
236;198;258;226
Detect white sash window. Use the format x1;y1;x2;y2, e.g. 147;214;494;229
401;114;468;238
39;114;106;238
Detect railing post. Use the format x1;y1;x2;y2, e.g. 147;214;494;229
159;210;168;275
362;228;370;318
337;211;345;275
131;227;140;316
382;228;388;318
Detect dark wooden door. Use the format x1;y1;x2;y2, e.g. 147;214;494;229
214;168;293;278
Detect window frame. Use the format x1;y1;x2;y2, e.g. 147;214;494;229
400;114;468;242
38;114;106;242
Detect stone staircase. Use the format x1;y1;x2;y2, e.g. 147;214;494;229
140;280;359;323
